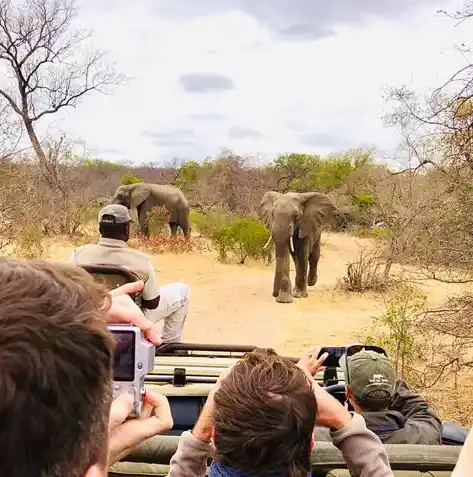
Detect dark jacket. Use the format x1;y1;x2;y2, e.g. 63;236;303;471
315;379;442;445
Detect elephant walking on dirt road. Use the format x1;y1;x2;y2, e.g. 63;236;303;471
259;191;337;303
111;183;191;238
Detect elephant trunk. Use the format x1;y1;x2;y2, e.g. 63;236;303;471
272;235;291;299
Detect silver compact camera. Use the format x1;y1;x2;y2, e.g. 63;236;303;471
108;324;155;415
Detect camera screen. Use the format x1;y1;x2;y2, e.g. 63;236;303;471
112;331;136;382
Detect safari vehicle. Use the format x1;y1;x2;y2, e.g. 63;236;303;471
82;264;467;477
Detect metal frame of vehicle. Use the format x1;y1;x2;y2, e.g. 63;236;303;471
82;265;465;475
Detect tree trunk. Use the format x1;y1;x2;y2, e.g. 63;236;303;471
23;115;47;166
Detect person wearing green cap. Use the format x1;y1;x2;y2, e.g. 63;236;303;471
339;347;442;445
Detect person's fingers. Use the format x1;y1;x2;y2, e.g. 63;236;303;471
309;346;321;358
110;281;145;297
144;390;174;428
109;393;134;431
313;352;329;368
107;295;162;345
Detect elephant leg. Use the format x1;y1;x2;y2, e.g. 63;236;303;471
137;204;150;236
169;222;179;236
293;233;309;298
308;235;321;286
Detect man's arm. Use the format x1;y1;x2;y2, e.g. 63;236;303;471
141;260;160;310
389;379;442;444
330;413;393;477
167;387;216;477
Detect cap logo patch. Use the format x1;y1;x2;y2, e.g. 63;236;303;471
369;373;389;384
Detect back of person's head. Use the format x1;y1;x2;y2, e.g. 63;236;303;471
0;258;115;477
341;349;396;411
213;348;317;477
98;204;132;242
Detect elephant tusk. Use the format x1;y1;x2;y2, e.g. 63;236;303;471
263;235;272;250
289;236;295;254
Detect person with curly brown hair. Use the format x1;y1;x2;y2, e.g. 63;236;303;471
167;347;394;477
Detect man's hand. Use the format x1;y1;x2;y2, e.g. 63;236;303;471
108;390;173;464
107;281;161;345
297;346;328;378
298;345;351;432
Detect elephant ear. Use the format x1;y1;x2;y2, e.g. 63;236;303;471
299;192;337;239
130;183;151;208
259;191;281;230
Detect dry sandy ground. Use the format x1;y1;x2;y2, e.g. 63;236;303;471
44;232;469;356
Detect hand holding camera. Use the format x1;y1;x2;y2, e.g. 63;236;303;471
108;389;173;464
108;324;156;415
105;281;173;463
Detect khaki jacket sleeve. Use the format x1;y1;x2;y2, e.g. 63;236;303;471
330;413;394;477
167;430;211;477
142;259;160;301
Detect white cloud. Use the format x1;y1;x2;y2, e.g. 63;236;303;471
23;0;473;164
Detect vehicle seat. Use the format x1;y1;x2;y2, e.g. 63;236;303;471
80;264;143;308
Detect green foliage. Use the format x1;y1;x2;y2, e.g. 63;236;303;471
210;216;271;264
369;226;391;240
269;148;374;193
174;160;201;187
352;193;376;210
84;158;123;170
211;226;235;262
189;209;234;237
121;174;144;185
356;283;427;379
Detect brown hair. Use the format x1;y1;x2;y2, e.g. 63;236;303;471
213;348;317;477
0;258;115;477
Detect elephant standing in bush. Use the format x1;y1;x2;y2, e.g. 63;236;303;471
111;183;191;238
259;191;337;303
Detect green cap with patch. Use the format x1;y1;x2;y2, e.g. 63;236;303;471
340;349;396;401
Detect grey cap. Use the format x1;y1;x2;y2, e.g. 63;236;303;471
98;204;133;224
339;349;396;401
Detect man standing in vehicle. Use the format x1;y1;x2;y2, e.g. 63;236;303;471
69;204;190;344
339;347;442;444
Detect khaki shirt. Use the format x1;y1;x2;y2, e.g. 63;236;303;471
69;237;160;301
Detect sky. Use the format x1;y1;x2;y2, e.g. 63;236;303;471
8;0;473;164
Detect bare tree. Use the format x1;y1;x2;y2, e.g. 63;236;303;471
0;0;123;168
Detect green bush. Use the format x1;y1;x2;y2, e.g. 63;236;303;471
190;209;234;237
355;283;427;380
352;193;376;210
211;226;236;262
211;216;271;264
121;174;144;185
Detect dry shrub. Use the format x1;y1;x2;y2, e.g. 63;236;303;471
339;247;388;292
146;206;170;236
131;236;210;255
357;283;473;425
13;224;49;259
